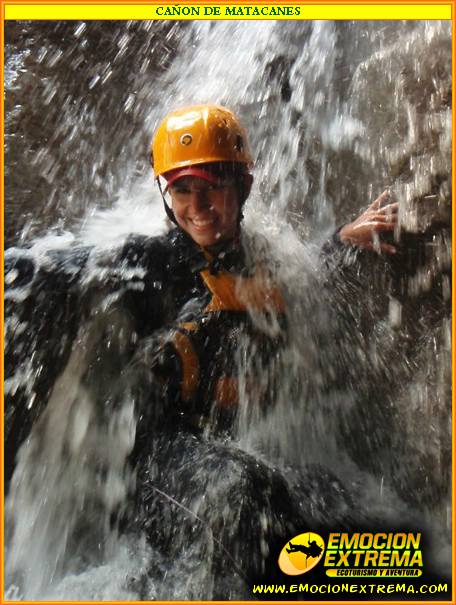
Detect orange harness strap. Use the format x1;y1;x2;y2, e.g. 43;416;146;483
200;268;285;313
169;329;200;402
170;266;285;407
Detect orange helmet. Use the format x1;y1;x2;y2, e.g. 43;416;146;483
152;104;253;177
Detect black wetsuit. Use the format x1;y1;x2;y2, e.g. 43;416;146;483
6;221;451;595
3;227;353;591
5;226;289;483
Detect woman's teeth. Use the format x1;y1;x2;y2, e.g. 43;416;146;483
192;218;214;227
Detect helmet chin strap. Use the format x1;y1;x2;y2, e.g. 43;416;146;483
156;177;178;225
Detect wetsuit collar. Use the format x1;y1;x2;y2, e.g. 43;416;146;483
169;228;246;275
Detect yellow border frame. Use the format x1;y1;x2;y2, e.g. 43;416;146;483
1;3;454;604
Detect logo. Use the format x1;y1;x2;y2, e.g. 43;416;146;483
278;532;325;576
324;532;423;578
180;133;193;146
278;531;423;578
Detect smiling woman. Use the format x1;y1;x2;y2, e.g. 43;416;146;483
168;174;241;247
152;105;254;247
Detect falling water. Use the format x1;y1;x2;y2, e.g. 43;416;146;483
4;20;451;600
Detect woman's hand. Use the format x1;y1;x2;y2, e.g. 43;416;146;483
339;190;399;255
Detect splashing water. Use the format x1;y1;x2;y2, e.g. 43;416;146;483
4;20;451;599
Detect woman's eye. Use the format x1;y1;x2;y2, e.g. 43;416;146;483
171;183;225;195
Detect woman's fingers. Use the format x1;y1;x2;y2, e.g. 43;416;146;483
367;212;397;223
351;219;396;232
369;190;393;210
378;201;399;214
367;203;398;218
372;221;397;232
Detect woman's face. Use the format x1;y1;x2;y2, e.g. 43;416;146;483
169;176;241;247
